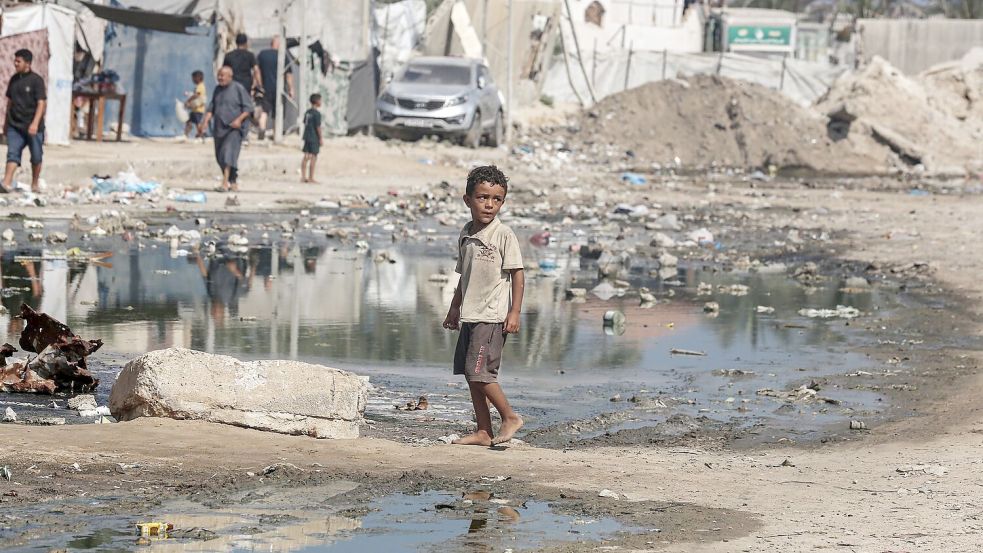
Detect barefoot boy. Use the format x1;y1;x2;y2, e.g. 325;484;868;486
442;165;525;446
184;70;206;139
300;93;323;183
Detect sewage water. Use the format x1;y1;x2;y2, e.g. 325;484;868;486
0;225;889;439
4;489;630;553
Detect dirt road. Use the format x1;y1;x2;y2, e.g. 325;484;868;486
0;135;981;551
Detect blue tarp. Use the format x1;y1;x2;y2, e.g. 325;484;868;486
103;22;217;137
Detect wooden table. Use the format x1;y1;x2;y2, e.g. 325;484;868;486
71;91;126;142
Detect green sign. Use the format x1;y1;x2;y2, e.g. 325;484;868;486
727;25;792;47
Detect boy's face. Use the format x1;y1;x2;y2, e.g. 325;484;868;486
193;74;203;83
313;99;322;108
464;181;506;225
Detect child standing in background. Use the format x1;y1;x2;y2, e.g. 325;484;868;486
301;93;323;183
184;70;206;139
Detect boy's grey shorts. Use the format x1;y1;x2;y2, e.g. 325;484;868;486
453;322;507;383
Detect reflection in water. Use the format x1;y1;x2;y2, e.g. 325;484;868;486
0;236;886;431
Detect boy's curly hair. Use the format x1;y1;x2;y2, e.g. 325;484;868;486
465;165;509;196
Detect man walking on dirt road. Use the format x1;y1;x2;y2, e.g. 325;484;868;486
1;49;46;194
198;66;252;193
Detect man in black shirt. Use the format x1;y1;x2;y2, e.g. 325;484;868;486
1;49;46;194
222;33;260;94
256;35;294;139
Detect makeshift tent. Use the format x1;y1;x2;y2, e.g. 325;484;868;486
102;19;217;137
0;3;76;145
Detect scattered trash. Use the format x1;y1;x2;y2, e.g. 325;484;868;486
602;310;626;336
1;466;11;481
2;407;16;422
688;228;714;246
896;464;947;477
396;396;429;411
136;522;174;537
620;172;647;185
171;191;207;203
756;306;775;314
437;434;460;444
849;420;867;431
0;304;102;395
92;172;160;196
703;302;720;313
670;348;706;356
597;489;620;500
799;305;860;319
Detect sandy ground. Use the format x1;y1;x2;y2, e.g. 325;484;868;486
1;135;982;551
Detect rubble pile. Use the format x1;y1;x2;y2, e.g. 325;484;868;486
818;53;983;173
525;75;887;175
0;304;102;394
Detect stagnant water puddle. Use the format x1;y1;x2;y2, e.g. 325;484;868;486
1;220;893;442
3;488;632;552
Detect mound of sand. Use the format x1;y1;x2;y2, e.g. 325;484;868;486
561;75;889;174
817;54;983;173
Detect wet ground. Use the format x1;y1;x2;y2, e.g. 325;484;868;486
2;209;902;448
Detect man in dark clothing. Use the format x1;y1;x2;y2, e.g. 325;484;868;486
2;49;46;194
198;66;252;192
222;33;260;94
256;35;294;139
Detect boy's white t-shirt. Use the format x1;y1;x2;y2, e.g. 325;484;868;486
455;218;523;323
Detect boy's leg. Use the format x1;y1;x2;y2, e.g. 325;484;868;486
309;154;318;183
454;382;494;446
300;154;308;182
481;383;524;444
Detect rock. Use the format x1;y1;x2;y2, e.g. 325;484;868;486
108;348;367;439
67;394;98;411
2;407;16;422
849;420;867;431
438;434;460;444
47;232;68;243
703;302;720;313
687;228;714;245
598;489;620;500
657;252;678;268
1;228;13;242
844;276;870;289
649;232;675;248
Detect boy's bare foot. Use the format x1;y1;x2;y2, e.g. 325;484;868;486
492;415;524;444
453;431;493;447
309;179;319;184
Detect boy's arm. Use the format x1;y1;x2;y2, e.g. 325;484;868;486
316;123;323;145
442;285;463;330
504;269;524;334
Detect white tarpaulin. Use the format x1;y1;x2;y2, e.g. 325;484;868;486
373;0;426;78
1;4;75;145
543;50;847;107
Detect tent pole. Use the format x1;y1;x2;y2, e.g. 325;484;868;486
274;1;287;143
298;0;308;132
505;0;513;142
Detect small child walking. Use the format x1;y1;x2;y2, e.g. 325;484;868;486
301;93;323;183
184;70;206;139
442;165;525;446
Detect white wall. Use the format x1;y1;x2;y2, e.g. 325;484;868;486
564;0;703;54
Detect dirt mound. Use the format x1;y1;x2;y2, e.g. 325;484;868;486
564;74;888;174
817;54;982;173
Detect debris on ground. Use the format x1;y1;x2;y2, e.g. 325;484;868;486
798;305;860;319
896;464;948;477
670;348;707;356
597;489;620;500
0;304;102;394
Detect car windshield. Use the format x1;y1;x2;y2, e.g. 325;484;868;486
399;63;472;86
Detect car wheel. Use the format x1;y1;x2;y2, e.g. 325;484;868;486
487;111;504;148
462;111;481;149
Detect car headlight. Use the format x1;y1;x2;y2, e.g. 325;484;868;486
445;94;467;107
380;92;396;105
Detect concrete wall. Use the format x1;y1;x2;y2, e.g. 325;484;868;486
565;0;703;53
859;18;983;74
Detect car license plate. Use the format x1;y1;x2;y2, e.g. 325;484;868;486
404;118;435;128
